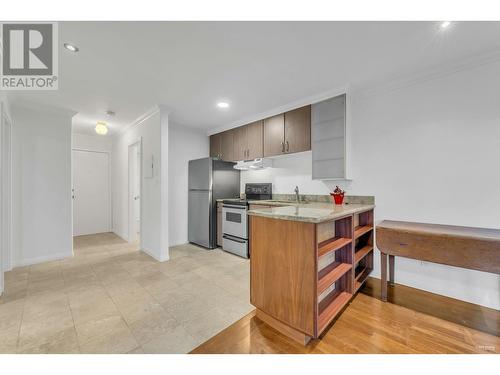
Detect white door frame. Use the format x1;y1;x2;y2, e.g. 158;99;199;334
71;148;112;236
128;138;142;246
1;104;13;290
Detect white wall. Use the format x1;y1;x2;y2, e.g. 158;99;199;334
112;107;169;261
72;133;113;153
242;60;500;310
0;93;11;294
241;151;331;195
168;124;209;246
11;104;75;266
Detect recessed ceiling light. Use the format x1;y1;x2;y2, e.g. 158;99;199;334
217;102;230;109
95;121;108;135
64;43;79;52
440;21;452;29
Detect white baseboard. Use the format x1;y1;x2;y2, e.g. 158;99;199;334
12;251;73;268
141;246;169;262
112;230;128;242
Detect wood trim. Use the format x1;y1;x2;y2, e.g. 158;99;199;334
255;309;311;345
317;262;351;295
318;237;352;258
354;225;373;239
317;291;352;334
354;245;373;264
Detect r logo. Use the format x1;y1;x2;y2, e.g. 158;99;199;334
2;23;53;75
0;22;58;90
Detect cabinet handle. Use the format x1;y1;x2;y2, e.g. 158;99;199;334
281;141;285;153
286;141;289;152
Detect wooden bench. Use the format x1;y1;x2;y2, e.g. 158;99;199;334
376;220;500;301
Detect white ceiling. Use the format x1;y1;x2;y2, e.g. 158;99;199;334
6;21;500;135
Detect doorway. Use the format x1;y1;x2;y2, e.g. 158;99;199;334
72;149;111;236
128;141;141;244
1;108;12;277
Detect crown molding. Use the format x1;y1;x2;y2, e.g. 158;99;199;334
206;84;350;136
357;48;500;99
115;105;160;138
207;48;500;136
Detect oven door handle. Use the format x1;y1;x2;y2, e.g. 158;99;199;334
223;204;247;210
223;234;247;244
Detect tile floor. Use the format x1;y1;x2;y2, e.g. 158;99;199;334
0;233;253;353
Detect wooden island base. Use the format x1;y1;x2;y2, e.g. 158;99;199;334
250;207;374;344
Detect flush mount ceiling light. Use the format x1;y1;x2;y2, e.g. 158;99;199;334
440;21;452;29
64;43;79;52
95;121;108;135
216;102;230;109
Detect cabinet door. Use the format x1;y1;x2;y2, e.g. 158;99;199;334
311;94;346;179
221;130;235;162
284;105;311;154
210;133;222;158
233;126;247;161
263;114;285;157
246;120;263;160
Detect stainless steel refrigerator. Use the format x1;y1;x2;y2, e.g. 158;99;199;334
188;157;240;249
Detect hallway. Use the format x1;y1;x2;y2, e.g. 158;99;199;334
0;233;252;353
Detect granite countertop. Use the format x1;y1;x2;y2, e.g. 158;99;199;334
247;202;375;223
215;198;293;206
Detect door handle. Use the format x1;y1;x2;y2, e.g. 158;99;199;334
223;234;247;244
281;141;285;153
286;141;289;152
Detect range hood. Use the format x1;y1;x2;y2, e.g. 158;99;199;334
233;158;273;171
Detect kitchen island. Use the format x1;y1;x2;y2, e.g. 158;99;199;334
248;201;375;344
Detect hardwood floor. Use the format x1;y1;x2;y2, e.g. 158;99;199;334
191;278;500;354
361;277;500;337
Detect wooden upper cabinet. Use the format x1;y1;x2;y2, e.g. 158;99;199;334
232;121;263;161
263;114;285;157
233;126;247;161
246;120;263;159
209;133;222;158
221;129;235;162
284;105;311;154
212;105;310;160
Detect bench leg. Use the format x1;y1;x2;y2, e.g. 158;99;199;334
381;252;388;302
389;255;395;285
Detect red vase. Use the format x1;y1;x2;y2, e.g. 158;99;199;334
331;193;344;205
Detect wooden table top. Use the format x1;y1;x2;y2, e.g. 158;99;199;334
377;220;500;241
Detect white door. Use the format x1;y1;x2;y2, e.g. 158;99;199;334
128;142;141;243
72;150;111;236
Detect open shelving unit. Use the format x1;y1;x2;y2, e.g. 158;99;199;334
314;208;374;336
353;210;374;292
315;215;353;336
251;206;375;344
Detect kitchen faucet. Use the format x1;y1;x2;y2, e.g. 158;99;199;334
294;186;300;203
